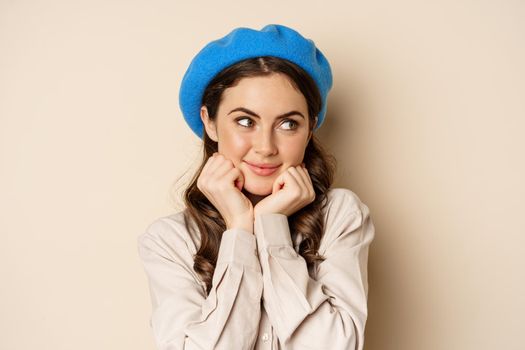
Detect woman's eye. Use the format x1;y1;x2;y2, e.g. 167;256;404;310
281;119;298;130
236;117;253;127
235;117;298;130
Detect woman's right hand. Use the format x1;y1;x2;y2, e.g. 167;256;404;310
197;152;254;233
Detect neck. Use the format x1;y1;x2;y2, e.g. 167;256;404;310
242;188;267;207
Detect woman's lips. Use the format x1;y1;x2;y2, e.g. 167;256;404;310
244;161;280;176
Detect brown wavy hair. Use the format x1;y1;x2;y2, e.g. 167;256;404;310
178;56;337;295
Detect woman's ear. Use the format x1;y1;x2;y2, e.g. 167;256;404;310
200;106;218;142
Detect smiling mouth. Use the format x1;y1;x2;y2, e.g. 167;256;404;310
244;160;281;169
244;161;280;176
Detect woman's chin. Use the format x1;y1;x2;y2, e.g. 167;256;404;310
242;183;272;196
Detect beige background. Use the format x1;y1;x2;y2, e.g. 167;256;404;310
1;1;524;349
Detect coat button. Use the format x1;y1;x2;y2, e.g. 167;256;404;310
261;333;269;342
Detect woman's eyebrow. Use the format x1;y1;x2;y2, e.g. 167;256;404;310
228;107;305;120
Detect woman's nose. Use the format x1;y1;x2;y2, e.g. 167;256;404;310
254;129;278;156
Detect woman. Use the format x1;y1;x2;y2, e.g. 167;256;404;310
138;24;375;350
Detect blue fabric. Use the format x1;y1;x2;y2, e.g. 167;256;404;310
178;24;333;139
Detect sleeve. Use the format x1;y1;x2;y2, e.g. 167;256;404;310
253;192;375;350
137;219;264;350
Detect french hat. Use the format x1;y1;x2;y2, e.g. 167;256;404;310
178;23;333;139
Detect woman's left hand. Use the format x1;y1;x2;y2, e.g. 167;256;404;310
254;163;315;217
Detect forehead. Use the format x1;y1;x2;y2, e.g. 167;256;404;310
219;74;307;113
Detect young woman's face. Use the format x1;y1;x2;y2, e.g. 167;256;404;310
201;73;314;197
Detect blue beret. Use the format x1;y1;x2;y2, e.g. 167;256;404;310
178;24;333;139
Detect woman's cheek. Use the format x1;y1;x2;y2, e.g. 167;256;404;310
233;134;251;149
